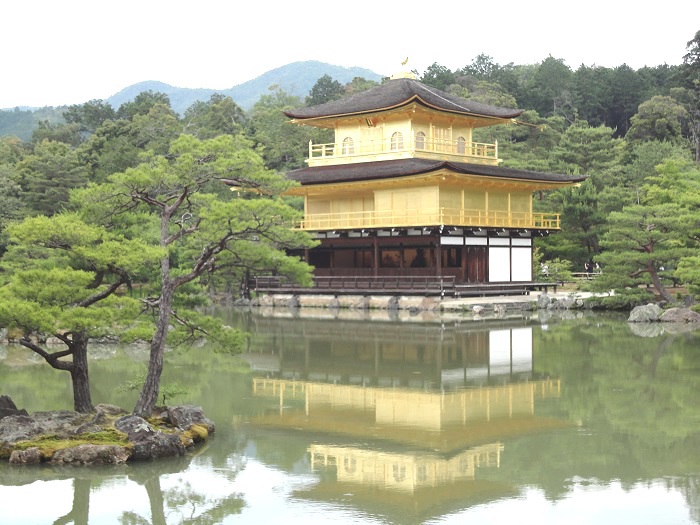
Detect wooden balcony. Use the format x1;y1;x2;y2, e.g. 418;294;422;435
296;207;560;231
250;275;560;297
308;137;498;166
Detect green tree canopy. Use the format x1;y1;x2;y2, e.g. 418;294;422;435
523;56;573;119
626;95;688;143
419;62;456;90
571;65;613;127
593;159;700;302
0;214;165;412
551;120;623;177
63;99;117;135
17;140;88;216
608;64;646;136
72;133;316;416
677;31;700;162
459;53;500;79
0;136;26;165
305;74;344;106
250;86;329;172
78;119;142;183
129;103;181;155
0;164;25;254
343;76;378;96
182;94;247;139
117;90;172;120
30;121;82;147
594;203;693;302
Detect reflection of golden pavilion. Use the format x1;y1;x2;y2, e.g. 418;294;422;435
250;377;566;517
241;315;571;520
309;442;503;492
251;378;564;451
248;320;568;449
243;320;538;389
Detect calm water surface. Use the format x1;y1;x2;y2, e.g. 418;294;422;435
1;307;699;525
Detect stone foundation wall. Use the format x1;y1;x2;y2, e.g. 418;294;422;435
253;294;445;312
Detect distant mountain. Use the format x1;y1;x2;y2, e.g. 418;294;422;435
0;61;383;140
107;61;383;114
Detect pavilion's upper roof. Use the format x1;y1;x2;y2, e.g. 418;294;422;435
283;77;525;121
287;158;587;186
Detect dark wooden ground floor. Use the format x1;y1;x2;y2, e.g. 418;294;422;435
249;228;555;297
289;230;537;281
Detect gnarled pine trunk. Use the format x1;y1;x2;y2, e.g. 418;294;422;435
19;331;93;413
70;333;93;413
133;212;175;418
649;265;674;304
133;282;174;417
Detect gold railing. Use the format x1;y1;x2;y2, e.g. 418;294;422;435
309;137;497;161
296;207;560;231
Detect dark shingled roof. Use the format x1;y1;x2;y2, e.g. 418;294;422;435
287;159;587;186
284;78;524;120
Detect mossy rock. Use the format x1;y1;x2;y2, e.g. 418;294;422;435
188;424;209;441
11;429;130;459
180;424;209;446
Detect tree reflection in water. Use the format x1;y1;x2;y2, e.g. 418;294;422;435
118;476;244;525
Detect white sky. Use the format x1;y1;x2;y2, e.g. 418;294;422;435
2;0;697;109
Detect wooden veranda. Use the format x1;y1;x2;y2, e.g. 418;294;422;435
250;276;558;298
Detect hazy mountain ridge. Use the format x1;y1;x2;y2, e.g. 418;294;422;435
107;61;381;114
0;61;383;140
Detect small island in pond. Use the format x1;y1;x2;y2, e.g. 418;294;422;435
0;396;213;466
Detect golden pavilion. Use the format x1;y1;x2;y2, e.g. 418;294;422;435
278;71;584;293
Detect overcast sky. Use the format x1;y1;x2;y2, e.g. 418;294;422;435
2;0;697;109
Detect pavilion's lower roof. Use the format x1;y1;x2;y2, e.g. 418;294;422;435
287;158;587;186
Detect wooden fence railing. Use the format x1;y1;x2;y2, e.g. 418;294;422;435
250;276;560;297
251;275;455;296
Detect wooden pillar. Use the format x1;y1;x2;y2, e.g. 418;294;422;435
373;236;379;277
434;241;442;277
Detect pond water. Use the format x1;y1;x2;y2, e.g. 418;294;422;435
1;307;699;525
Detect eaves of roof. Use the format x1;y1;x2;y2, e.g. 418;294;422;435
287;158;587;186
284;78;524;121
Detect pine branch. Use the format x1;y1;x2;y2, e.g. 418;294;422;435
19;337;73;371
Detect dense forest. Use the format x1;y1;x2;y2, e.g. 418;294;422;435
0;31;699;309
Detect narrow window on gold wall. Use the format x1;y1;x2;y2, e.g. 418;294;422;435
342;136;354;154
457;136;466;154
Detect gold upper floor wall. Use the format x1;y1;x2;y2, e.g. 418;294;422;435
295;174;561;231
306;103;509;167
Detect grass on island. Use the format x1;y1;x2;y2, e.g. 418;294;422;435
3;428;130;459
